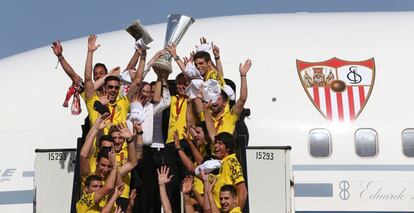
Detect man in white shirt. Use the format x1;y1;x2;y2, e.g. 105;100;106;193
129;69;171;213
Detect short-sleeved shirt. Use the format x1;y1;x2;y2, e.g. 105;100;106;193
76;190;109;213
79;178;109;210
86;149;131;199
85;93;130;134
205;69;225;87
229;206;242;213
213;154;245;208
166;95;187;144
214;108;239;135
76;191;101;213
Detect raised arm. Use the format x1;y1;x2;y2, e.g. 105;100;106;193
174;130;196;174
125;49;141;71
101;184;124;213
152;70;164;104
203;103;217;143
133;122;144;161
186;99;197;128
211;42;223;77
153;74;171;114
79;113;108;176
158;166;173;213
117;123;137;177
93;67;120;90
184;127;204;165
182;176;196;213
193;86;206;116
233;59;252;116
51;40;82;85
125;189;137;213
202;170;216;213
93;149;118;204
84;35;101;100
127;50;145;100
166;44;186;72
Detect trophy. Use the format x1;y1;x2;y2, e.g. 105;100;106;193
125;20;153;49
152;14;195;73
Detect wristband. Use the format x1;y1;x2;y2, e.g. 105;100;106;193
176;147;183;152
58;55;64;61
214;56;220;60
173;55;180;61
136;130;144;135
126;137;133;144
240;74;246;77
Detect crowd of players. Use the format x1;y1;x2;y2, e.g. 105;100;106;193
51;33;252;213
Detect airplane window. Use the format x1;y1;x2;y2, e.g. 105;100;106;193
402;129;414;157
355;128;378;157
309;129;331;158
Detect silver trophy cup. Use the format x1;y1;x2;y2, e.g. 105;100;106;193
152;14;195;74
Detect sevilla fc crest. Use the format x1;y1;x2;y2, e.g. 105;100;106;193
297;58;375;122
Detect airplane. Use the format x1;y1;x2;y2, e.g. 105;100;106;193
1;11;414;212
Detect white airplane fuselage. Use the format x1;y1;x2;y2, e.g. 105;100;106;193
1;12;414;212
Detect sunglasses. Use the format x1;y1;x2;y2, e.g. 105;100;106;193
107;85;120;90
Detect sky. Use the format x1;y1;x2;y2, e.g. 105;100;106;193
2;0;414;59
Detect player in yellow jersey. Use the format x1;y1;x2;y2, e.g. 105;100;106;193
79;113;138;194
203;180;242;213
212;132;247;210
76;147;118;213
201;59;251;142
83;35;147;129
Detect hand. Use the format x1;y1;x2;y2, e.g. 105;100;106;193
109;67;121;76
139;49;147;58
200;36;207;45
115;206;122;213
87;35;101;52
51;40;63;57
96;112;110;130
203;100;212;110
98;91;109;105
133;121;142;133
212;42;220;58
128;188;137;209
109;67;121;75
109;145;117;167
239;59;252;76
157;165;173;185
173;130;180;149
183;56;190;66
182;175;194;194
114;183;125;197
208;175;217;192
190;51;195;61
116;122;133;139
195;37;210;51
182;127;193;144
196;85;205;100
186;125;198;140
201;170;216;193
166;44;177;57
155;49;167;59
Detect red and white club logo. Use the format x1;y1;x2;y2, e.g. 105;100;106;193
297;57;375;122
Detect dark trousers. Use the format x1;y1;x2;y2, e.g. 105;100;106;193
163;141;192;213
131;147;163;213
131;142;192;213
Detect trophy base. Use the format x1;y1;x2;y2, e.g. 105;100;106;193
152;59;172;74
